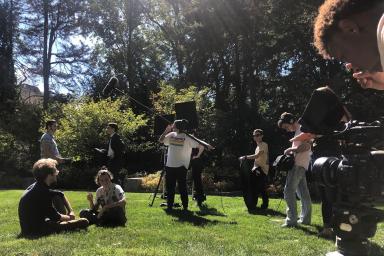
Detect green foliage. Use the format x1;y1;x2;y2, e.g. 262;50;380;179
0;103;41;186
44;97;148;161
0;0;17;115
152;81;210;114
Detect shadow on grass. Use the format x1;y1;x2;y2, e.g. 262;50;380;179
295;224;322;237
16;228;89;240
195;204;226;217
164;208;236;226
248;208;286;218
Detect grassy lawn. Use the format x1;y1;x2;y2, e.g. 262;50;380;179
1;190;384;256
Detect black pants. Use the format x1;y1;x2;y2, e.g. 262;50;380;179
191;158;206;204
248;168;269;210
80;207;126;227
108;158;123;185
37;195;89;236
165;166;188;209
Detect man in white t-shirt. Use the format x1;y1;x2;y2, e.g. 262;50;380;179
239;129;269;212
278;112;312;228
159;119;204;211
313;0;384;90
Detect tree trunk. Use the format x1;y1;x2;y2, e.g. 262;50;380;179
43;0;49;109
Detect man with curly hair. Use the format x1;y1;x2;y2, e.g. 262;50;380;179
313;0;384;90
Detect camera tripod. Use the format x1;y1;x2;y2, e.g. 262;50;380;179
326;202;384;256
149;146;167;207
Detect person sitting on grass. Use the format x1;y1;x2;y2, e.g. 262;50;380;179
18;158;89;237
80;168;126;226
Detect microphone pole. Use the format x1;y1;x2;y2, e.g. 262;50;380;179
106;82;213;150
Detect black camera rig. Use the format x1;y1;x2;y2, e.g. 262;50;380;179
312;120;384;256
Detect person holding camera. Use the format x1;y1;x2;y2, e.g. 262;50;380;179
277;112;312;228
80;168;127;226
18;158;89;237
292;86;352;238
159;119;204;211
239;129;269;212
40;120;71;164
313;0;384;90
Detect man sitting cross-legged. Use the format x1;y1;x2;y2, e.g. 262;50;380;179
18;158;89;237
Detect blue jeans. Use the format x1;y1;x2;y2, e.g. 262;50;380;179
284;165;312;225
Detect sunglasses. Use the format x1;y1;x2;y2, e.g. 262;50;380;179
253;134;262;137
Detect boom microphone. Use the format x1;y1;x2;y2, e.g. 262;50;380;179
102;77;119;96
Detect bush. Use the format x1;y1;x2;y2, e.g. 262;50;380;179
45;97;148;162
141;171;162;192
56;161;99;190
0;104;41;185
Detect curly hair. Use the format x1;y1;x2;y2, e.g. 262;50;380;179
94;167;114;186
33;158;58;182
313;0;382;59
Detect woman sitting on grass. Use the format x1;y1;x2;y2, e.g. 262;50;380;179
80;167;126;226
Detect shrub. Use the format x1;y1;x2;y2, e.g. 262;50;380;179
141;171;163;192
44;97;148;162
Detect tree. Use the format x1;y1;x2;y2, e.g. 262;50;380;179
18;0;90;109
85;0;167;114
0;0;17;117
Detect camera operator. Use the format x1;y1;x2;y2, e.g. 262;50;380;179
277;112;312;228
159;119;204;211
239;129;269;212
292;87;352;238
314;0;384;90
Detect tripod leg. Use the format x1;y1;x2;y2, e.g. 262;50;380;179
149;170;165;207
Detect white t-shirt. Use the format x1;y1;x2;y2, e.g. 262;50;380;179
95;183;125;208
377;13;384;70
107;133;115;158
254;141;269;175
163;132;199;169
292;127;311;170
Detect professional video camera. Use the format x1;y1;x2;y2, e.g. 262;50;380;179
299;87;384;256
312;120;384;256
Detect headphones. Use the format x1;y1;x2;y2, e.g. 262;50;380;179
278;113;295;126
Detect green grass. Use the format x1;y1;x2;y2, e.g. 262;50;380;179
1;190;384;256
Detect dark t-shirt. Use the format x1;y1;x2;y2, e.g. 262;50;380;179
18;182;62;236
